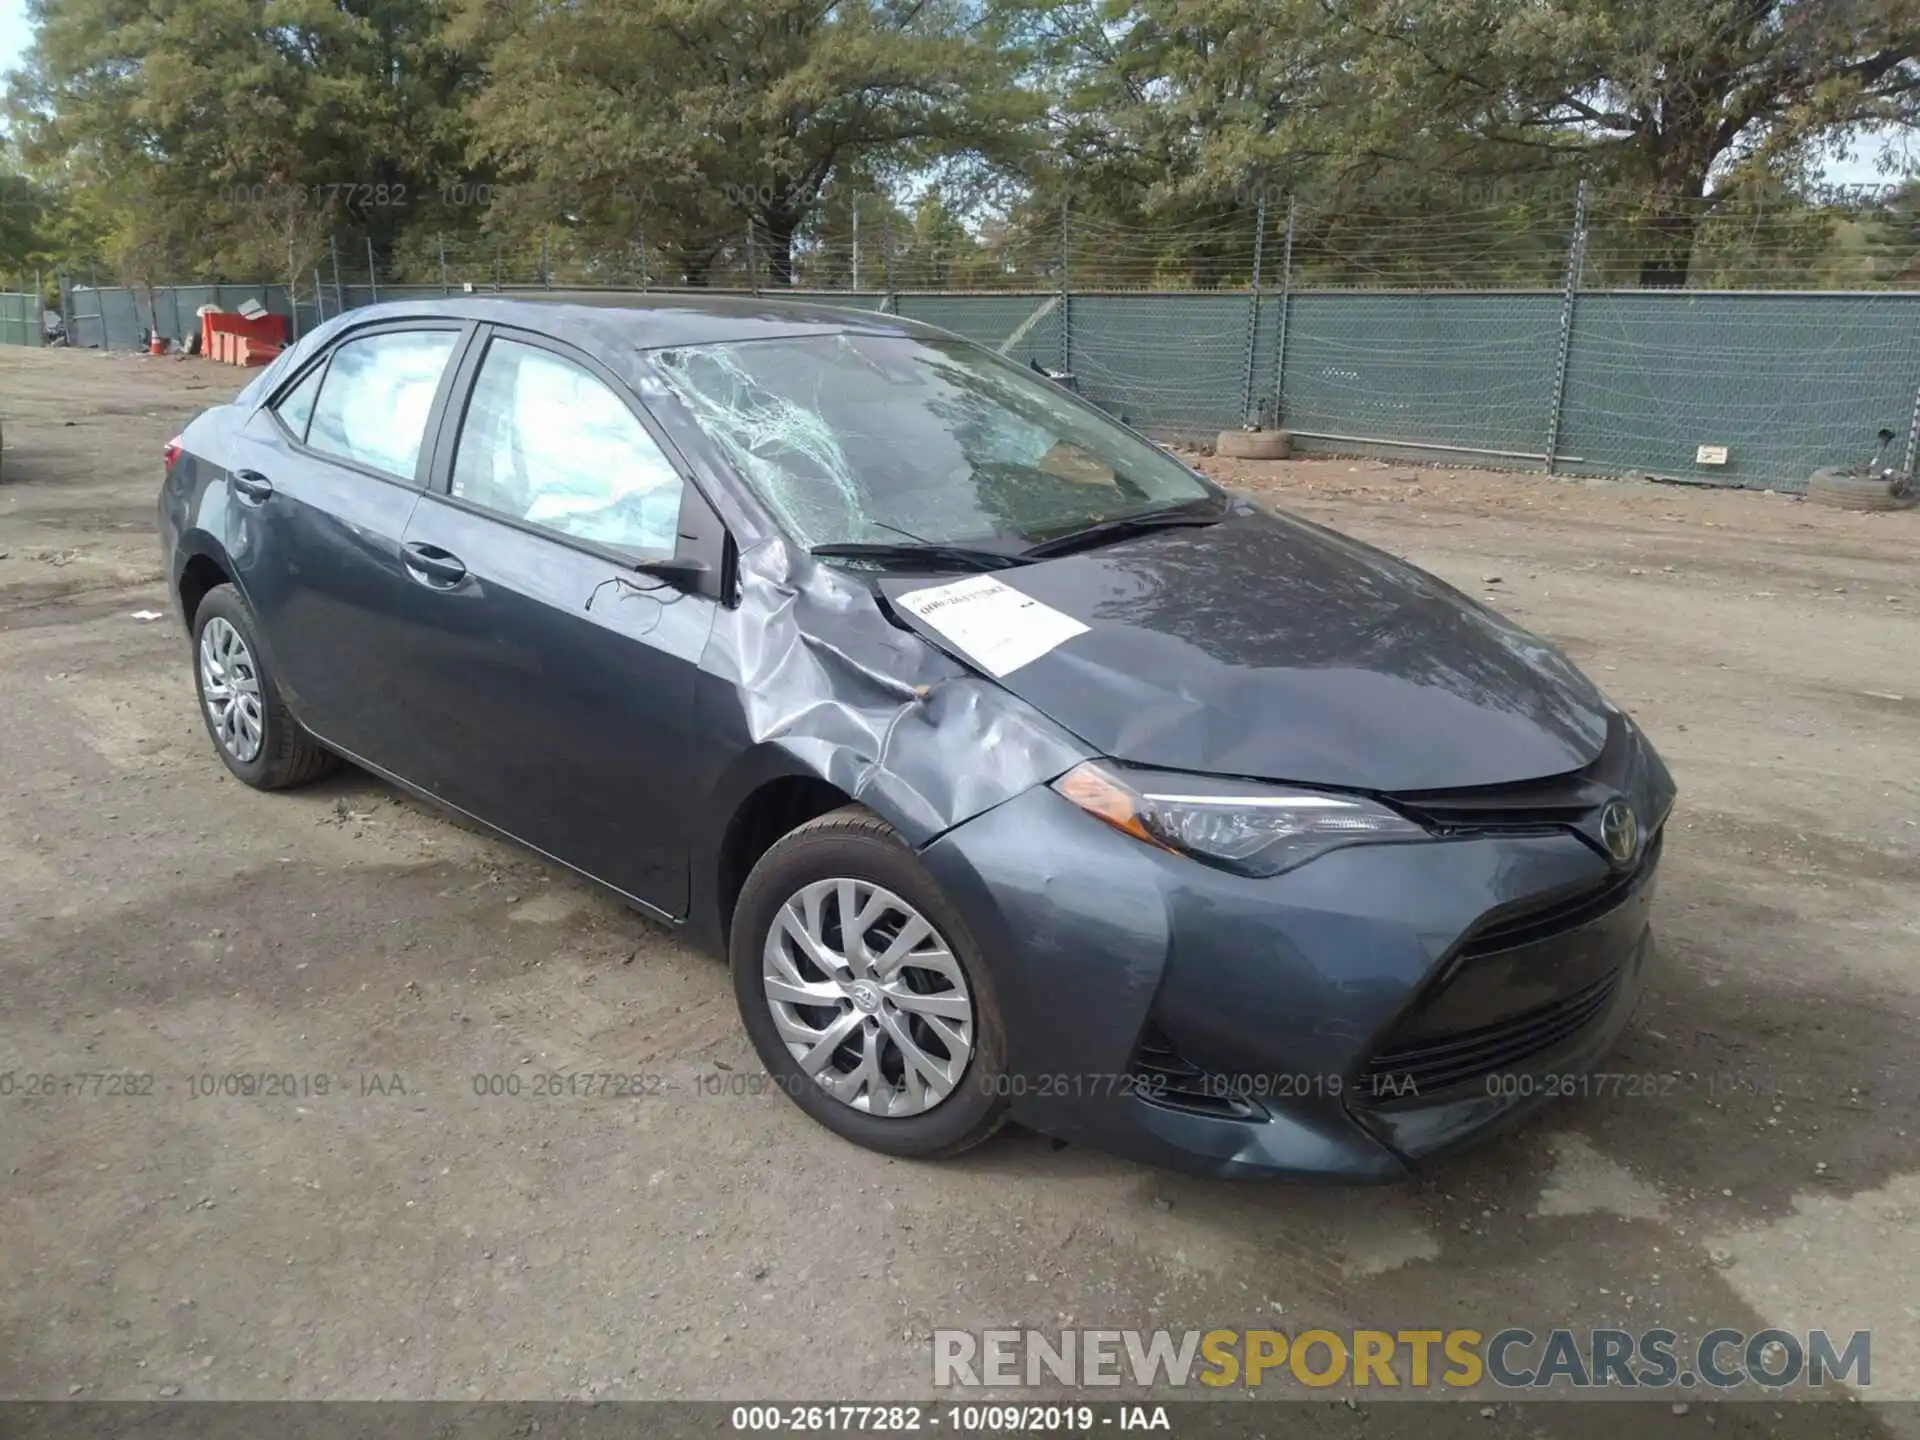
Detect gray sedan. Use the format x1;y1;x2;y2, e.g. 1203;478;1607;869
158;295;1674;1179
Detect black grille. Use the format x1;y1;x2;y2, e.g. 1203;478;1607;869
1131;1028;1267;1121
1362;970;1619;1097
1457;828;1662;960
1393;713;1632;835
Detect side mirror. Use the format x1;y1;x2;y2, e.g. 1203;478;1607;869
633;554;710;590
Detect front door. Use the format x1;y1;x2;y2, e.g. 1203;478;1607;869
393;330;718;917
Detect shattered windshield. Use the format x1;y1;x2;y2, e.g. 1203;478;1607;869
646;333;1213;550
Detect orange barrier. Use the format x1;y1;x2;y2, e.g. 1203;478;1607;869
202;311;289;365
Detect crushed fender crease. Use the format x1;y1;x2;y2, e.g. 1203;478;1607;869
703;539;1091;844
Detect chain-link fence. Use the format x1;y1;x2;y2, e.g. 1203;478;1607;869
43;186;1920;491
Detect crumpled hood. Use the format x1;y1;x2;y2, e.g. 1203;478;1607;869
878;504;1612;792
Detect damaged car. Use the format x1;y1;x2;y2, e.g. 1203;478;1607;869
158;296;1675;1180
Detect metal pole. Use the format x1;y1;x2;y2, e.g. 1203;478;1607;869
851;196;860;291
1544;179;1589;475
1058;197;1072;375
540;227;551;289
33;267;43;346
331;235;345;316
638;227;649;291
438;234;449;296
1271;194;1295;426
746;216;759;294
880;214;895;313
91;264;107;351
1240;193;1267;425
1902;383;1920;479
493;237;502;292
313;268;327;324
366;236;380;304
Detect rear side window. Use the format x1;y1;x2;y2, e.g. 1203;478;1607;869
272;361;326;442
306;330;459;482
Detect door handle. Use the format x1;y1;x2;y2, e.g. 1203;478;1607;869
232;469;274;503
403;542;468;586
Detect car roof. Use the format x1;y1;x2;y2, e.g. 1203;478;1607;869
334;292;948;351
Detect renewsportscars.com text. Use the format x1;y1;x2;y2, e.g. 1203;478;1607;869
933;1327;1869;1391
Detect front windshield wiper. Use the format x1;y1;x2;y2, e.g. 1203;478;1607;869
809;541;1028;573
1019;497;1231;560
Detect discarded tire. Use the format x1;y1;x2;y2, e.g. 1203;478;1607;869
1215;428;1292;460
1806;466;1916;512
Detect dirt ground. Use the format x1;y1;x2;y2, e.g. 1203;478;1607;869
1;346;1916;1435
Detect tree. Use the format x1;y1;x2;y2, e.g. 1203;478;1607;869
1103;0;1920;285
6;0;476;276
0;172;57;279
455;0;1039;285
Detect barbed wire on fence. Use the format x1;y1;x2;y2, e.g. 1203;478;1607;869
67;176;1911;302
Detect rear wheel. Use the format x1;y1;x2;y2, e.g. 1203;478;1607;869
730;806;1008;1158
191;583;338;790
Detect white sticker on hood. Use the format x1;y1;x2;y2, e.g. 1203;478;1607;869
893;574;1091;678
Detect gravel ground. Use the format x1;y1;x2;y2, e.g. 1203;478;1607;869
1;347;1916;1436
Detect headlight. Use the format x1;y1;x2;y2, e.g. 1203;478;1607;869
1051;761;1430;877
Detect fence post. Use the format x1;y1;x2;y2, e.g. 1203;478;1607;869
366;236;380;304
493;237;502;292
57;272;72;346
331;235;345;316
438;234;449;295
313;268;327;325
91;265;107;351
880;214;895;314
638;226;650;291
1902;384;1920;479
746;217;760;295
1240;193;1267;425
540;227;551;289
1270;194;1295;426
851;196;860;291
1544;179;1589;474
1058;197;1072;376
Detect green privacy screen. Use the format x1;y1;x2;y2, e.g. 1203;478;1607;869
1554;293;1920;489
0;291;42;345
55;283;1920;490
1279;292;1565;459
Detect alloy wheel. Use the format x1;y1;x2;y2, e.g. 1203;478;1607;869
198;616;265;763
761;878;975;1117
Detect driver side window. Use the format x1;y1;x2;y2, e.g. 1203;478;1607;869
451;337;684;555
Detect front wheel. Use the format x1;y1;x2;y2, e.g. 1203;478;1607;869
730;806;1009;1158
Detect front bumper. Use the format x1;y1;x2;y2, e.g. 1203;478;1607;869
921;783;1664;1181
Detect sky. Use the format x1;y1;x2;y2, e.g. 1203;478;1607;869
0;0;1906;187
0;1;25;88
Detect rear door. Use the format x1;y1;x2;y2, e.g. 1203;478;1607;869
392;327;723;917
223;322;469;761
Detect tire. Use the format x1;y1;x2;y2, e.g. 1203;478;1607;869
730;805;1009;1159
1807;466;1916;512
190;583;339;790
1216;427;1292;460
